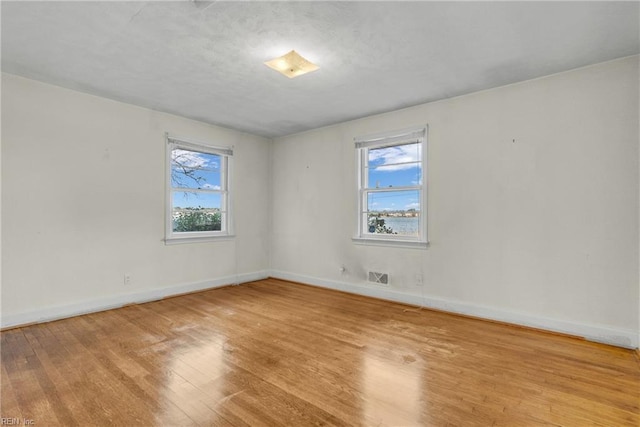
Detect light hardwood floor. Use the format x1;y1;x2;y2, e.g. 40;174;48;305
2;278;639;426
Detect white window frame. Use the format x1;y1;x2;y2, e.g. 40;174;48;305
353;125;428;249
165;134;234;244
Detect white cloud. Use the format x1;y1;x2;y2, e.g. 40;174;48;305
172;149;218;169
369;144;421;172
405;202;420;209
202;183;221;190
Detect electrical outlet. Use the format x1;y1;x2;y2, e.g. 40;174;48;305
124;274;132;286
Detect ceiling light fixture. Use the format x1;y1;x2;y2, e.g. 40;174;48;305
264;50;319;79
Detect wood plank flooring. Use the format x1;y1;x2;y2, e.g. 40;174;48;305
2;278;639;426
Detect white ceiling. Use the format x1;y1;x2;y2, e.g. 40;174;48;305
2;1;639;138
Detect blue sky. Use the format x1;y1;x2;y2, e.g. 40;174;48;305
172;192;221;209
367;143;422;212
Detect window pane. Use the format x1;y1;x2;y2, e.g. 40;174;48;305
171;148;221;190
172;191;222;232
367;143;421;188
366;190;420;236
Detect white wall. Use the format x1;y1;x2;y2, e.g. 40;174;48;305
1;73;271;327
2;57;639;349
271;56;640;348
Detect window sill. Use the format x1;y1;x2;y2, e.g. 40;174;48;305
165;234;235;245
352;237;429;249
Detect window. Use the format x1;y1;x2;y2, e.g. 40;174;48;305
165;134;233;243
354;126;428;248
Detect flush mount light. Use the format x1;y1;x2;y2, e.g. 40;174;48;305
264;50;319;79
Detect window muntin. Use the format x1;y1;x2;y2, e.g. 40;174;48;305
166;136;232;241
356;127;427;245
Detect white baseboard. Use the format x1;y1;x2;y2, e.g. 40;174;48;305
4;269;636;350
1;270;270;330
269;270;639;349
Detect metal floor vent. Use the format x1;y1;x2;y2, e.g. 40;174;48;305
368;271;389;285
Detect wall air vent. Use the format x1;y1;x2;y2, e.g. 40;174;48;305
368;271;389;285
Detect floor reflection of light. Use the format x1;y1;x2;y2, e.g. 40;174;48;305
155;335;228;425
362;351;424;426
174;338;226;381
